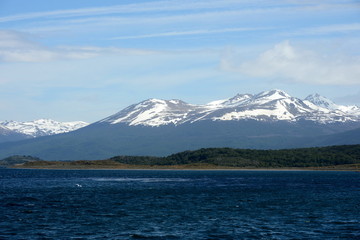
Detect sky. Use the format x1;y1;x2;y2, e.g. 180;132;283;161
0;0;360;122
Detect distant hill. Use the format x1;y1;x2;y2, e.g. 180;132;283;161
0;155;42;167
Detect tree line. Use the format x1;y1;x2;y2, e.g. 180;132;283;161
109;144;360;168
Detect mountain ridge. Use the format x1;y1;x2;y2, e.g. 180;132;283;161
100;89;360;126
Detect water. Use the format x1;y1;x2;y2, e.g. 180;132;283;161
0;169;359;239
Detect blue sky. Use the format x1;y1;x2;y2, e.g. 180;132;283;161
0;0;360;122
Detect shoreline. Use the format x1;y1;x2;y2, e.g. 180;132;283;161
6;160;360;172
10;165;360;172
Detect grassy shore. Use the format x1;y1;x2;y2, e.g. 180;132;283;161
12;160;360;171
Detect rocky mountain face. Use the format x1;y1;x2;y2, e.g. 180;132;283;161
100;90;360;126
0;119;88;138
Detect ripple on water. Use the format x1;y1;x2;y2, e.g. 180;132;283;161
0;169;359;239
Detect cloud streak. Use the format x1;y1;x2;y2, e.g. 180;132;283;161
110;27;271;40
0;0;266;23
4;0;357;46
2;0;354;26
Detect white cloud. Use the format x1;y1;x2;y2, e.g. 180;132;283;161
222;41;360;85
0;30;37;48
0;30;154;63
286;23;360;36
0;30;56;62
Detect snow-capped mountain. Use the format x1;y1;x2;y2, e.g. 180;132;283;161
100;99;196;127
1;90;360;160
100;90;360;126
304;93;360;114
304;93;338;110
0;119;89;137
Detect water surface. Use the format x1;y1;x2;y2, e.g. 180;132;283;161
1;169;359;239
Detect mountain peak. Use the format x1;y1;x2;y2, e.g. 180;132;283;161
101;98;195;126
226;93;253;104
138;98;166;106
305;93;337;110
255;89;291;100
137;98;189;107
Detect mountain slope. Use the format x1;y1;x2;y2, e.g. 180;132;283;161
316;127;360;146
0;125;29;143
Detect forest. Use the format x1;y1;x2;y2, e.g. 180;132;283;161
3;144;360;169
110;145;360;168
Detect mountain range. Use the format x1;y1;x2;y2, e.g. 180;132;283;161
0;119;88;143
99;89;360;126
1;89;360;160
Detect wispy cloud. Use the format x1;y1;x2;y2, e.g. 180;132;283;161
0;30;154;63
2;1;353;27
3;0;356;48
110;27;271;40
0;0;264;23
221;41;360;85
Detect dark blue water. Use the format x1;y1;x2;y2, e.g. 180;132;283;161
0;169;359;239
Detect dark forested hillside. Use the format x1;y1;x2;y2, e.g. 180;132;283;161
11;144;360;169
110;144;360;168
